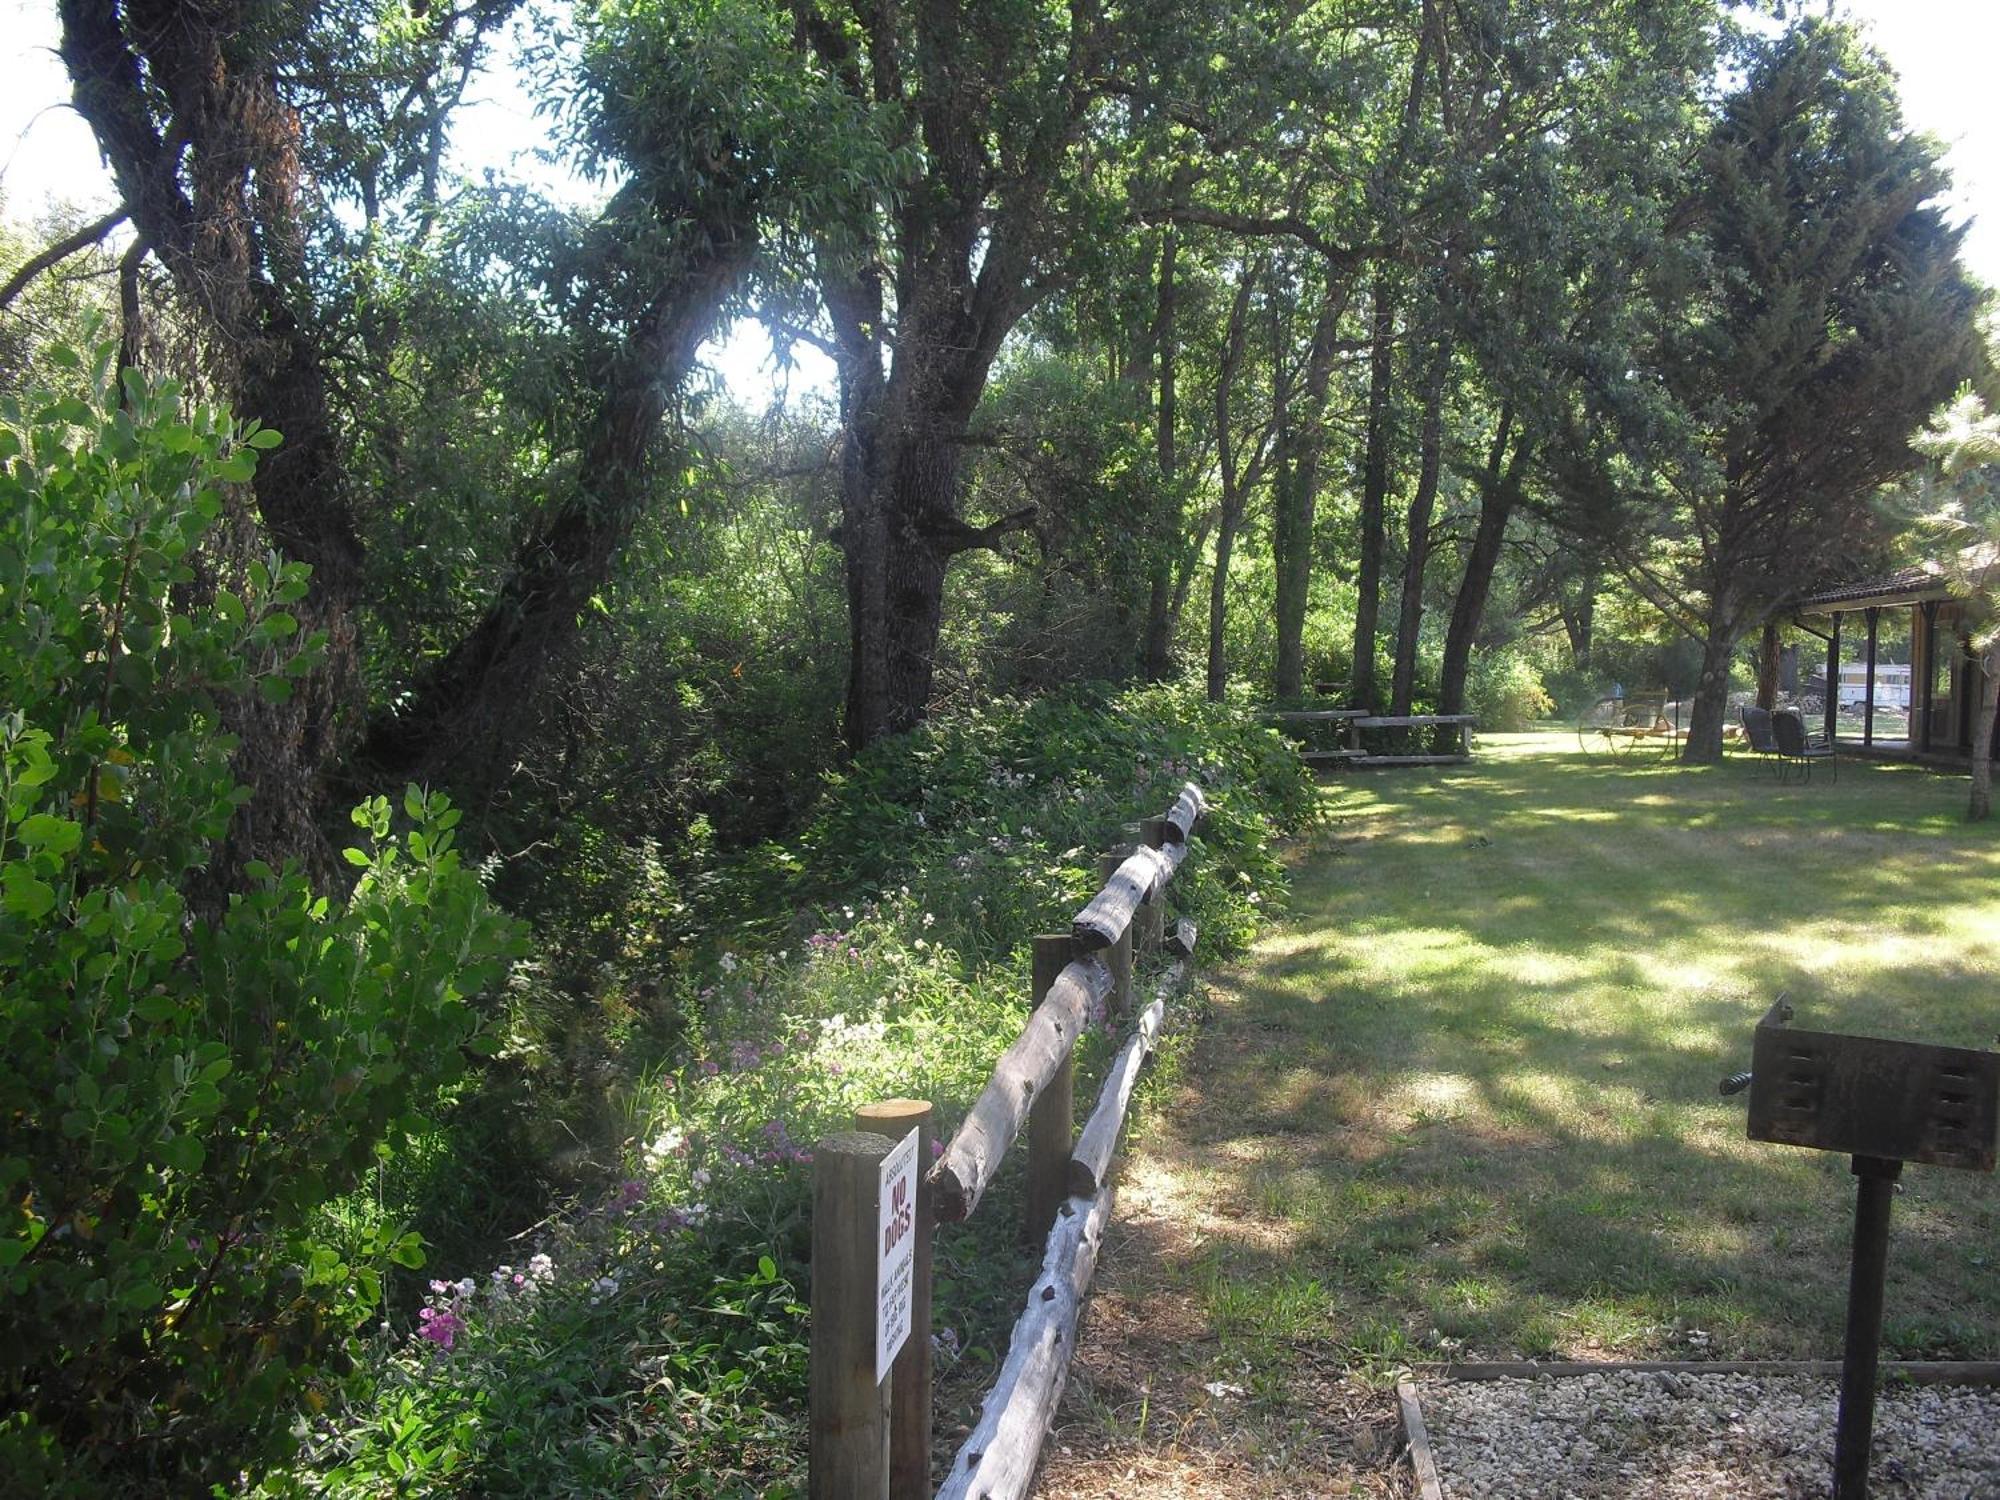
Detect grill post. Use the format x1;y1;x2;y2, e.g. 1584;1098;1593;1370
1832;1155;1901;1499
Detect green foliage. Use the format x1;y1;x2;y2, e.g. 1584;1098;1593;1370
732;682;1321;964
275;678;1318;1495
1465;651;1555;731
0;349;518;1491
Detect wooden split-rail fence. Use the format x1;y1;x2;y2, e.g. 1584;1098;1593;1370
809;780;1210;1500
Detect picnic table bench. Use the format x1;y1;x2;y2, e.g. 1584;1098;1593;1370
1268;709;1476;767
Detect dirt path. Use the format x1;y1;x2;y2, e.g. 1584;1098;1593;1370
1029;983;1409;1499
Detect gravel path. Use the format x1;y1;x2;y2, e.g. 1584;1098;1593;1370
1421;1371;2000;1499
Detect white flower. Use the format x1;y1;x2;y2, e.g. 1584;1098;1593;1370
454;1277;476;1300
528;1253;555;1281
643;1127;687;1167
718;951;738;973
922;912;935;928
691;1167;711;1188
591;1275;621;1301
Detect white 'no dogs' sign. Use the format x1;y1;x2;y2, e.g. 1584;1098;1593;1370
875;1127;918;1383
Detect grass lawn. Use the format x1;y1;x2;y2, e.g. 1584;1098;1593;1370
1172;730;2000;1374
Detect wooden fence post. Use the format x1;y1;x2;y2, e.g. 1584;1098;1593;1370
1024;937;1078;1245
854;1099;935;1500
811;1131;893;1500
1097;851;1135;1015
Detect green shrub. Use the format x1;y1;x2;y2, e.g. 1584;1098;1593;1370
0;348;518;1492
720;681;1320;963
1466;651;1555;731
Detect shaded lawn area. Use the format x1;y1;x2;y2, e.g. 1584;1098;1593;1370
1161;731;2000;1372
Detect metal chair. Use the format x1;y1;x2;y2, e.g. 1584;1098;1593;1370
1771;708;1837;784
1739;704;1780;775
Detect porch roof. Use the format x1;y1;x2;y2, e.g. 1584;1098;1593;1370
1789;564;1954;613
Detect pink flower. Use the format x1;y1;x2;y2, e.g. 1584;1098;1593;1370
416;1308;463;1351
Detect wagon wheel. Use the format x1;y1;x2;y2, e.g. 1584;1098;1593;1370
1576;697;1627;754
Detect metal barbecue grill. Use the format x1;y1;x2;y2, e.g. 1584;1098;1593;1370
1722;998;1999;1498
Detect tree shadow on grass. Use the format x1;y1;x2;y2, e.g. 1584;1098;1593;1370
1149;747;2000;1371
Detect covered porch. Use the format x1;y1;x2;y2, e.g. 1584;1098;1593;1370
1789;567;1995;764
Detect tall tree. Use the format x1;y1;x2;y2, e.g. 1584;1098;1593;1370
1632;21;1986;761
1270;282;1346;698
792;0;1127;750
1205;259;1275;700
1908;387;2000;819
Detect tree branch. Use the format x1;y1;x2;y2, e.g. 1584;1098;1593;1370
929;503;1039;557
1130;203;1382;272
0;206;128;311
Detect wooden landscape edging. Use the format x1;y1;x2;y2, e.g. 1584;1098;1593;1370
1395;1376;1446;1500
1435;1358;2000;1385
807;778;1208;1500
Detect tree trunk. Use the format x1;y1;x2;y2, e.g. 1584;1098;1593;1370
1352;268;1397;710
1560;574;1597;670
1206;267;1259;703
356;232;755;780
1438;409;1520;718
1143;224;1181;681
1755;619;1781;710
1970;647;1997;821
1351;2;1435;710
1389;349;1449;714
1272;288;1343;700
1682;601;1741;764
1206;512;1240;703
61;0;365;871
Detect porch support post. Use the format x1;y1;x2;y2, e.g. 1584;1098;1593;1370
1826;614;1841;746
1863;607;1879;749
1920;601;1937;753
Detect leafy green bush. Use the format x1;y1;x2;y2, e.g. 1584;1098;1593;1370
1466;650;1556;730
721;681;1320;962
0;348;518;1492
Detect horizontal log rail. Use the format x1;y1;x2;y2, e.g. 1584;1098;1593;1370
1070;974;1174;1196
808;777;1209;1500
931;956;1111;1223
1352;713;1477;727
